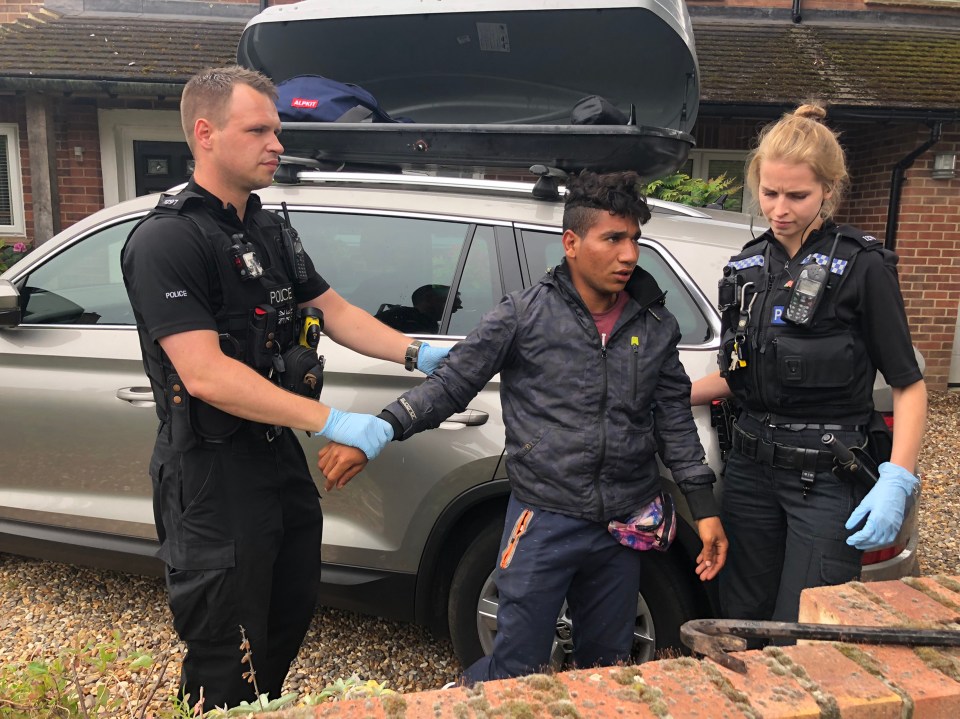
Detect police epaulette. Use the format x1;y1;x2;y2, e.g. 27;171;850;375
739;231;769;251
834;224;885;250
154;191;204;213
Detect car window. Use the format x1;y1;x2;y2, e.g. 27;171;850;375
520;229;712;345
291;210;499;336
19;219;140;325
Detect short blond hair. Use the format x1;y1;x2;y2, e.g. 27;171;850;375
180;66;278;151
746;102;849;219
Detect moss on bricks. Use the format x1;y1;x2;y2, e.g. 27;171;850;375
935;577;960;595
903;577;960;614
914;646;960;683
700;661;761;719
833;643;914;717
382;693;407;718
763;646;840;719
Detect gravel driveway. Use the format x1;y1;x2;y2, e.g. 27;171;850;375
0;392;956;711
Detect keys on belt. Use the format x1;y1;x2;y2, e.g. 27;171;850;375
731;422;836;497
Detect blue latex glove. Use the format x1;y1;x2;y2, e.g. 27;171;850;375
845;462;918;550
416;342;450;376
319;408;394;460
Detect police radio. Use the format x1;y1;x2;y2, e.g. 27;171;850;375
783;262;827;326
784;232;841;327
279;202;309;283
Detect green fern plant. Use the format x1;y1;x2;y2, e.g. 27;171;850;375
645;173;741;209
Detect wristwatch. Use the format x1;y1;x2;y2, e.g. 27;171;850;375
404;340;424;372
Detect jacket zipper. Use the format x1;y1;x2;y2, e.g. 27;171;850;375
631;335;639;401
594;332;609;520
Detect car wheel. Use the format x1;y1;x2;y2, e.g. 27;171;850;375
448;519;501;668
447;519;701;669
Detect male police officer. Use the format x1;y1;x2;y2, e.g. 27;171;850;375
121;66;447;709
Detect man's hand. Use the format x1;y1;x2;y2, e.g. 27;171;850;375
694;516;728;582
318;408;393;460
318;442;369;490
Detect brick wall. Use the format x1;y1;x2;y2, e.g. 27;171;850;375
0;1;43;24
260;575;960;718
55;99;104;229
842;122;960;390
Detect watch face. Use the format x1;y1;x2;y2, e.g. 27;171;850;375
146;157;169;176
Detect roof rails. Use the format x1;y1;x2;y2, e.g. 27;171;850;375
273;166;712;218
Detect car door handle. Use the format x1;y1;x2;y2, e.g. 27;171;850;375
444;410;489;426
116;386;156;407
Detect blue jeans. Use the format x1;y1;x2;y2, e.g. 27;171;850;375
462;494;643;683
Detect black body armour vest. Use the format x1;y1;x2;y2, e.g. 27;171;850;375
133;191;302;439
718;224;885;425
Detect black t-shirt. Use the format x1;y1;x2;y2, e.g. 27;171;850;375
736;223;921;389
123;181;329;346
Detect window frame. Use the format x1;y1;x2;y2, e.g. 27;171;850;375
278;205;511;338
0;123;26;236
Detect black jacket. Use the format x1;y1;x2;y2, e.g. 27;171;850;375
383;260;717;522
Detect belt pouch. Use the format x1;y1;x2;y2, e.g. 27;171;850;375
247;304;278;371
166;373;197;452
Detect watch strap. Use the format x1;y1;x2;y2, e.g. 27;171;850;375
404;340;424;372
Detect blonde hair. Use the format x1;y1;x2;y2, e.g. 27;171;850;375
180;66;278;151
745;102;849;219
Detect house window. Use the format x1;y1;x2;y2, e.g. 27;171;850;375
0;124;25;235
679;150;748;212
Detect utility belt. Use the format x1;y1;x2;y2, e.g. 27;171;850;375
731;422;838;473
731;419;870;497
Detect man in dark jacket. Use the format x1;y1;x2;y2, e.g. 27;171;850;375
320;170;728;683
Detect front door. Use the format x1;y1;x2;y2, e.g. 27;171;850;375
133;140;194;196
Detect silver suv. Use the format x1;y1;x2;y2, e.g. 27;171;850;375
0;172;919;668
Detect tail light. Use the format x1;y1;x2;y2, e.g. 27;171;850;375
860;412;906;566
861;542;906;565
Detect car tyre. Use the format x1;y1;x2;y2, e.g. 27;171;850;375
448;518;501;668
447;516;702;669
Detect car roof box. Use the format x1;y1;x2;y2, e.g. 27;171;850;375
237;0;699;177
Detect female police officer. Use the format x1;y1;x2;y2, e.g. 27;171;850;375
691;102;926;623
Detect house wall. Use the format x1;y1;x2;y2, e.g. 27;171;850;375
843;122;960;390
0;1;42;23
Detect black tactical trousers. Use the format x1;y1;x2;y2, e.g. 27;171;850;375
150;425;323;710
719;414;866;625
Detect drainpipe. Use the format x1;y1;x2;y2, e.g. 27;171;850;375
885;122;942;251
792;0;802;23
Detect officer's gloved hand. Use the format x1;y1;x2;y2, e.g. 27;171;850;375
845;462;918;550
319;408;394;460
416;342;450;376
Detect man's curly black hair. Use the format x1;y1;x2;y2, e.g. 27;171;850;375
562;170;651;237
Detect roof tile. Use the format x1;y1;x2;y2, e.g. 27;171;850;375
1;13;958;111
